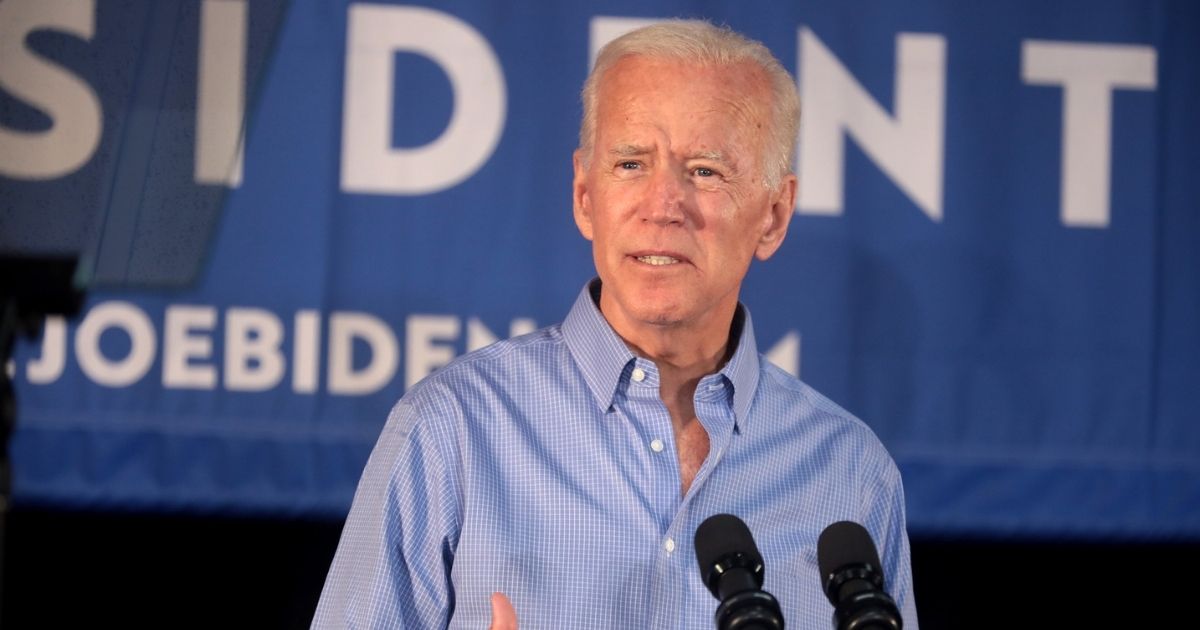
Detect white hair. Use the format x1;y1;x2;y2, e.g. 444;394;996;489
579;20;800;189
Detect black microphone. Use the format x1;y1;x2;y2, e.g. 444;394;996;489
817;521;902;630
694;513;785;630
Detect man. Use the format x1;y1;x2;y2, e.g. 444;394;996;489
314;20;917;629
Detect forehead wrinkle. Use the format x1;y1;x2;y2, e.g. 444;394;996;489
594;59;773;177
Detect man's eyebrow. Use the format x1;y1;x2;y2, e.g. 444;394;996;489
609;144;652;157
607;145;732;165
688;150;727;163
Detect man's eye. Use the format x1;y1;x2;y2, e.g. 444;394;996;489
694;167;715;177
619;161;640;170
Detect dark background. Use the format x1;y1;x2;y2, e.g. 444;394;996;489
3;506;1194;628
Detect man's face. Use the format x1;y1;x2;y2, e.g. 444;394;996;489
573;56;796;336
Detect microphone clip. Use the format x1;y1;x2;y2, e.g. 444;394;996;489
824;563;901;630
707;551;783;629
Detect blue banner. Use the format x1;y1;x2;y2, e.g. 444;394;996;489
3;0;1197;537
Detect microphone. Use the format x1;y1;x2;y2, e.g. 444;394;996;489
817;521;902;630
694;513;784;630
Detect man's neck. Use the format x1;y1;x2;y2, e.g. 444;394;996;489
594;287;737;400
623;326;730;380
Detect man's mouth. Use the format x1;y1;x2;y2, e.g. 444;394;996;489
636;255;680;266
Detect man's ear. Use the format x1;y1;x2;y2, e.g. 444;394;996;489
573;150;594;241
754;173;797;261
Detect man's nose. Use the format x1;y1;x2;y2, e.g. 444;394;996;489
640;166;687;225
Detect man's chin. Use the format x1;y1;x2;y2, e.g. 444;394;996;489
629;288;695;322
600;282;694;327
628;306;688;328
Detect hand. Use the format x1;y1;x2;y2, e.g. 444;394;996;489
488;592;518;630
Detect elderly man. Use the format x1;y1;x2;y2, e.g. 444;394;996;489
314;20;917;629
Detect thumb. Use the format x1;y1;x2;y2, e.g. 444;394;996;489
488;592;518;630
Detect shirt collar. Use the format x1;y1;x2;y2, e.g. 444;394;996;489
720;304;761;432
561;279;762;432
562;280;636;411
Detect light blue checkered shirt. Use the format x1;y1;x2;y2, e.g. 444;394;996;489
313;282;918;629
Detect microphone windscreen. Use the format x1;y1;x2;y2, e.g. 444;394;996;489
817;520;884;588
694;513;763;577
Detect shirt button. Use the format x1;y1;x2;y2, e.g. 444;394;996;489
664;537;676;553
650;439;664;453
631;367;646;382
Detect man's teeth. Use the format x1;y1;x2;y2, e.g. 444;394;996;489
637;255;679;266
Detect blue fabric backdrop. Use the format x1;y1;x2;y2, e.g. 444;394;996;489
3;0;1197;538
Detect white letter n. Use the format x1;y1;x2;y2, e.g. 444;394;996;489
797;28;946;222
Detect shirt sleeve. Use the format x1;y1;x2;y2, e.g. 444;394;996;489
860;452;920;629
312;397;461;629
